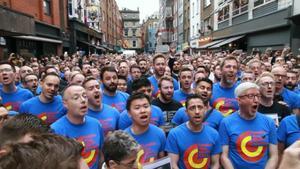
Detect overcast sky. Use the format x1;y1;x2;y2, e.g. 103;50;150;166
116;0;159;22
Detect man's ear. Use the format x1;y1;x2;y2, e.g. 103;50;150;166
0;148;8;157
108;160;118;169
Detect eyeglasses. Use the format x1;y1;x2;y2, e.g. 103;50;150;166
260;82;275;87
0;68;13;73
239;94;261;100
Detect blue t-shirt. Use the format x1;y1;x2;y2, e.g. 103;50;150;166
172;107;224;130
19;95;67;125
0;87;33;111
280;88;300;109
118;105;165;129
87;104;120;135
277;115;300;147
165;123;221;169
148;75;179;98
102;90;129;112
51;116;104;169
211;82;239;117
124;124;166;164
219;112;277;169
173;89;191;106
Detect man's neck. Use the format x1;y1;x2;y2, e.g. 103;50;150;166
131;123;149;135
39;94;53;103
158;96;172;104
260;96;273;107
2;83;16;93
275;87;284;95
103;88;116;96
66;114;85;125
238;110;256;120
187;121;203;132
154;74;162;81
88;103;102;112
220;79;234;88
181;88;192;94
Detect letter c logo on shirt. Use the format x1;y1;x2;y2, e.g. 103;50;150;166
183;144;209;169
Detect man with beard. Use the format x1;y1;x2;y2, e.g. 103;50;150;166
84;77;119;135
118;60;130;79
212;64;222;83
165;94;221;169
256;72;291;125
124;93;166;167
101;66;129;112
81;63;92;77
219;82;278;169
285;70;300;94
172;78;223;130
118;78;164;130
211;56;240;117
19;73;67;125
51;84;104;169
0;61;33;112
152;76;183;131
171;60;182;81
22;73;39;95
127;64;142;94
173;67;193;106
148;54;179;97
271;66;300;114
137;58;151;78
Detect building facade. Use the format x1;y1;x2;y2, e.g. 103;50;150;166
142;13;159;53
120;8;143;53
189;0;201;50
183;0;190;51
201;0;298;53
157;0;174;47
0;0;68;59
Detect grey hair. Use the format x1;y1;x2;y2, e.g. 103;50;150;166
235;82;260;97
103;130;140;166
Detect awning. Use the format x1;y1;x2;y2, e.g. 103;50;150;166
13;36;62;44
93;45;106;51
209;35;244;48
199;39;225;49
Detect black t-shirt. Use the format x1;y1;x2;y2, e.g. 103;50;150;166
152;98;183;131
258;101;291;123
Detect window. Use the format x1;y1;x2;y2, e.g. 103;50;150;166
254;0;272;7
204;0;211;7
124;28;128;36
132;40;136;47
192;2;195;17
218;5;229;22
204;17;211;33
43;0;51;15
132;29;136;36
68;0;73;15
233;0;249;16
197;0;199;14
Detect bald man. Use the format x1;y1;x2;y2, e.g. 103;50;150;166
271;66;300;114
51;85;104;169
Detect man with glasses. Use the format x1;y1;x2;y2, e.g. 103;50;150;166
271;66;300;114
0;61;33;111
102;130;140;169
256;72;291;125
219;82;278;169
22;73;40;95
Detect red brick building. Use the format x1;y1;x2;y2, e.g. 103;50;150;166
0;0;68;59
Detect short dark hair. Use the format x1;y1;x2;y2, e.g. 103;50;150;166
0;60;16;72
179;67;192;77
130;64;141;73
40;72;60;82
126;93;151;111
118;75;127;82
100;66;117;80
0;133;83;169
103;130;140;167
131;78;151;92
185;94;205;109
82;76;97;88
152;53;166;63
0;114;50;148
158;75;173;89
197;65;210;74
22;73;38;83
195;78;213;90
118;59;128;66
220;55;239;69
